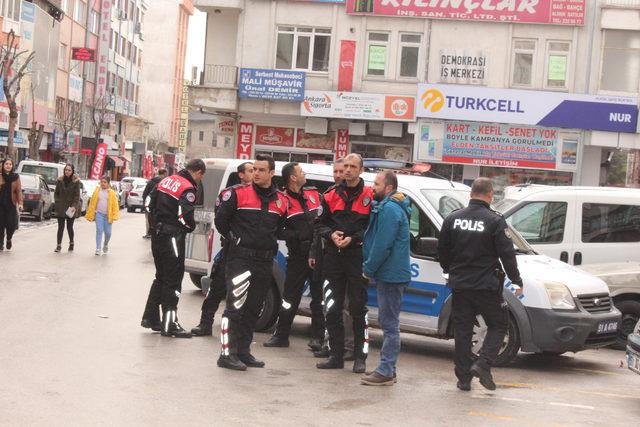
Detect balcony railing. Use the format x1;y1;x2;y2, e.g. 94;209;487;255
200;65;238;88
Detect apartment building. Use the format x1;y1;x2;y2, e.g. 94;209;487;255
190;0;640;188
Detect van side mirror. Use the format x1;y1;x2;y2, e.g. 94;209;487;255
414;237;439;258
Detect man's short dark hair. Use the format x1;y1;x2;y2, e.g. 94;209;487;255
471;177;493;196
158;168;167;176
186;159;206;174
255;153;275;171
237;162;252;174
380;170;397;190
282;162;298;186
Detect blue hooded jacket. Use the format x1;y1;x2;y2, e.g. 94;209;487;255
363;191;412;284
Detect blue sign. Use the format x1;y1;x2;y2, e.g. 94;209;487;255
239;68;306;102
52;130;65;151
21;1;35;23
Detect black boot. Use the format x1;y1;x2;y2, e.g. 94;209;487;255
343;350;356;361
313;347;330;358
263;335;289;348
217;354;247;371
307;338;324;352
317;355;344;369
141;318;162;332
191;321;213;336
470;361;496;391
161;310;192;338
352;358;366;374
238;353;265;368
6;240;11;250
457;380;471;391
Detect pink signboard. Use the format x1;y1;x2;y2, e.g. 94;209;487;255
346;0;585;26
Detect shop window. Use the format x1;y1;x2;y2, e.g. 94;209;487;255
276;26;331;72
511;39;536;87
506;202;567;244
366;32;389;77
545;41;570;89
398;33;421;79
601;30;640;93
582;203;640;243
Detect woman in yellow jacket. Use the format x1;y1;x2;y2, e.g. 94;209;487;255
85;175;120;256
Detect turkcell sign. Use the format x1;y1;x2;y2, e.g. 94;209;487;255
416;84;639;133
238;68;306;102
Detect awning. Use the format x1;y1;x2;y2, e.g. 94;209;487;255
108;155;124;167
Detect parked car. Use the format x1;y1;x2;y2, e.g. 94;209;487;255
495;185;640;350
16;161;66;193
184;159;620;365
111;181;126;208
18;173;53;221
126;180;148;212
120;177;147;206
627;319;640;375
80;180;100;214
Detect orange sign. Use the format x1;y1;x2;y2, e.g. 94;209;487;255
384;96;415;121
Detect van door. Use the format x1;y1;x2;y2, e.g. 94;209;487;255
572;199;640;265
505;196;575;264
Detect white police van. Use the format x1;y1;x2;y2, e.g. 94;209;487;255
185;159;620;365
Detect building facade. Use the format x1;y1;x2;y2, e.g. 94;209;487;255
191;0;640;191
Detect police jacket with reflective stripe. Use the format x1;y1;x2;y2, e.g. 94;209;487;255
317;179;373;249
280;187;322;257
437;199;522;291
150;170;198;233
214;182;288;252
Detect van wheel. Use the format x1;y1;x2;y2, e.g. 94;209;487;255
471;312;520;367
611;299;640;350
189;273;203;289
255;283;279;332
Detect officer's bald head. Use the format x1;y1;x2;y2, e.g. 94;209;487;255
470;178;494;203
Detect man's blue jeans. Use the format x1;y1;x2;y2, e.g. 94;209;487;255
375;281;408;378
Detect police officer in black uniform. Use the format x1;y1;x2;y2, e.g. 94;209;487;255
141;159;206;338
215;154;288;371
263;162;324;348
142;168;167;239
191;162;254;337
437;177;523;391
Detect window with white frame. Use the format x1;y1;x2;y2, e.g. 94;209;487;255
275;26;331;72
90;10;99;34
545;41;570;89
366;32;389;77
2;0;20;21
74;0;86;24
511;39;536;87
601;30;640;93
58;43;68;70
398;33;421;79
70;59;82;77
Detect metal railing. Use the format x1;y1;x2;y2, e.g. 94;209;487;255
201;64;238;88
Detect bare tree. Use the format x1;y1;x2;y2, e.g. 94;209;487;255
90;91;113;146
147;129;167;153
27;82;44;160
57;98;82;144
0;30;35;158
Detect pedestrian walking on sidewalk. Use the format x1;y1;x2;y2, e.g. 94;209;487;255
0;158;23;251
360;171;411;386
85;176;120;256
54;164;81;253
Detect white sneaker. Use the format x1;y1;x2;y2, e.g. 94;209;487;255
95;249;101;256
103;244;109;254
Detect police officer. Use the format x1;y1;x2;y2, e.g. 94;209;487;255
140;159;206;338
316;153;373;374
437;177;523;391
215;154;288;371
191;162;254;337
263;162;324;348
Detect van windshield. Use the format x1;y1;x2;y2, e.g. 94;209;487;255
421;189;535;255
493;198;519;214
21;165;58;186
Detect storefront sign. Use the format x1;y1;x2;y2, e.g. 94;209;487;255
255;126;295;147
69;74;83;103
236;122;254;159
52;129;65;151
239;68;306;102
335;129;350;160
66;131;80;154
442;121;558;169
143;151;154;179
96;0;112;98
302;91;415;122
178;80;189;153
71;47;96;62
346;0;585;26
338;40;356;92
439;50;487;85
90;143;109;179
216;118;235;135
296;130;335;150
416;84;639;133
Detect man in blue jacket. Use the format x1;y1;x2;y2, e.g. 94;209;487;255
361;170;411;386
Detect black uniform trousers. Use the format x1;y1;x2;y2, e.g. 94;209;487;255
452;289;508;382
220;251;272;356
323;247;369;360
199;251;228;324
273;254;325;340
142;231;186;320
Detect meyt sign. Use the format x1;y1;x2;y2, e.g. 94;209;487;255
71;48;96;62
236;122;254;160
417;84;639;133
90;143;109;179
